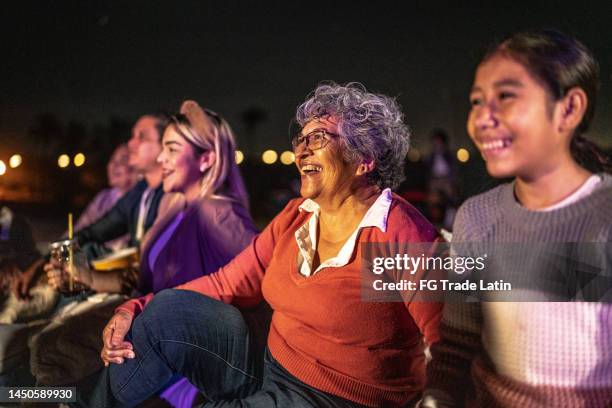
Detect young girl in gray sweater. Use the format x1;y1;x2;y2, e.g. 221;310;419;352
425;29;612;407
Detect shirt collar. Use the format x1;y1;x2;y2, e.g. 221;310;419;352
298;188;392;232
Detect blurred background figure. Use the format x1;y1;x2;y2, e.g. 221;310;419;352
0;205;49;316
71;143;136;253
41;101;257;408
0;113;168;390
0;205;53;387
73;113;168;259
425;128;459;230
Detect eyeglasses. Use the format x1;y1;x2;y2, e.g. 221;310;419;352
291;129;339;152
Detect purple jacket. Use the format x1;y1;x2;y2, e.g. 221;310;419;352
138;193;258;294
137;193;258;406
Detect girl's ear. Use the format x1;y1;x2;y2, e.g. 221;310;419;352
558;87;588;135
199;151;216;173
355;159;375;176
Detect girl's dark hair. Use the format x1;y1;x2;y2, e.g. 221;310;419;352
483;29;610;173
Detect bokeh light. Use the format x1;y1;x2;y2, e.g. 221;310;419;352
407;148;421;163
262;150;278;164
9;154;22;168
235;150;244;164
280;151;295;165
58;154;70;168
74;153;86;167
457;148;470;163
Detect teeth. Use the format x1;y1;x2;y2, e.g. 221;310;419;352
302;164;322;172
482;139;511;150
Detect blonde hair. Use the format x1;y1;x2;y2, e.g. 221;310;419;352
171;101;249;209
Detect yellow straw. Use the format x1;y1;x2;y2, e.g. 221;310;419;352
68;213;74;291
68;213;73;239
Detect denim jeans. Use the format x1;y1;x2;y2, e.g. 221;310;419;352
107;289;372;408
109;289;271;406
199;348;370;408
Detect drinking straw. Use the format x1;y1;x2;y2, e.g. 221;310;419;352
68;213;74;292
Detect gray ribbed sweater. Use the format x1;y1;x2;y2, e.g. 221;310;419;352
426;174;612;408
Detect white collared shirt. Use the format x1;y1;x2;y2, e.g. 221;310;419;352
135;187;154;242
295;188;392;277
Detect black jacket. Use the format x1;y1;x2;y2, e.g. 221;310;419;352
74;179;164;248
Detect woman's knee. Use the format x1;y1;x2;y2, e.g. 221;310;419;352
135;290;192;334
141;289;185;318
134;289;249;343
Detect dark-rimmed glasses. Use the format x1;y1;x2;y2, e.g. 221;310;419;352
291;129;339;152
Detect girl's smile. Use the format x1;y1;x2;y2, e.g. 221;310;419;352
467;54;567;181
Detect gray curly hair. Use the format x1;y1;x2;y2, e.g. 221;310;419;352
295;82;410;190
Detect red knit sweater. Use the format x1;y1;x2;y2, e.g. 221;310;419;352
118;194;442;407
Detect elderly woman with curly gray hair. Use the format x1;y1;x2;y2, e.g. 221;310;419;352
98;83;442;408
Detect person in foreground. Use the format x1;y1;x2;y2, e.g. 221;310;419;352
423;29;612;407
101;83;442;407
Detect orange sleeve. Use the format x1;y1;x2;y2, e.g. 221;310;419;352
115;292;154;316
115;198;302;317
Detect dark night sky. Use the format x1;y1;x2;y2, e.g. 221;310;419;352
1;0;611;156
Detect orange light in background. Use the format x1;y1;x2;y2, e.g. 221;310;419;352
74;153;86;167
9;154;22;168
0;160;6;175
235;150;244;164
262;150;278;164
407;148;421;163
457;148;470;163
280;151;295;165
58;154;70;168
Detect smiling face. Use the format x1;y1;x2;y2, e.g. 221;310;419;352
127;116;163;173
157;126;204;197
467;54;568;180
294;116;359;202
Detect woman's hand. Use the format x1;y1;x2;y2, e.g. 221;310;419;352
44;260;63;289
101;310;136;366
44;259;93;290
